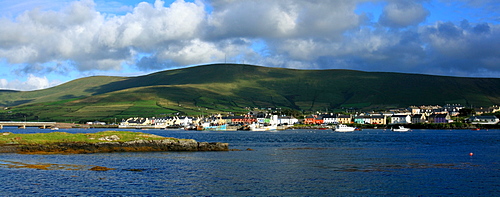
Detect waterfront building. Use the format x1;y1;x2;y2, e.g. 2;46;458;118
337;115;352;124
411;114;427;124
370;115;386;125
322;114;338;124
390;115;412;124
230;115;256;124
428;113;451;123
354;115;386;124
467;116;500;124
354;116;371;124
121;117;152;126
304;115;324;124
279;116;298;125
87;121;106;125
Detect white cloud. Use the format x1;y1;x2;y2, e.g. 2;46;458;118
0;0;207;72
0;74;60;91
379;0;430;28
208;0;364;39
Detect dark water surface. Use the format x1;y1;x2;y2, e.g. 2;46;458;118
0;128;498;196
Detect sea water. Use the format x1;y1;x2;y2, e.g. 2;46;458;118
0;128;498;196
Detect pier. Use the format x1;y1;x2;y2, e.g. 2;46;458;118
0;121;57;129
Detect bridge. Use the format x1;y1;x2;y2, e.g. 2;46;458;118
0;121;57;129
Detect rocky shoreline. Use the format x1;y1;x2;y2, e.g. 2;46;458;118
0;139;229;154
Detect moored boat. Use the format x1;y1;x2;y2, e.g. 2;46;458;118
333;124;355;132
203;124;227;131
392;126;410;132
250;123;277;131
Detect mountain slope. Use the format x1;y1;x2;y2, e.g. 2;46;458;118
0;76;126;106
1;64;500;122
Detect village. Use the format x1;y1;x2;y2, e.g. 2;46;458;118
117;104;500;130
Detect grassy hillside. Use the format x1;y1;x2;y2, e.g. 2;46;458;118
1;64;499;122
0;76;126;106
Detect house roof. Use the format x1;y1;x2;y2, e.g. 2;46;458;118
429;114;448;118
322;114;336;118
412;114;424;118
469;116;498;120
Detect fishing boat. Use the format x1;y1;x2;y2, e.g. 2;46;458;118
392;126;410;132
249;123;277;131
250;115;279;131
333;124;355;132
201;123;227;131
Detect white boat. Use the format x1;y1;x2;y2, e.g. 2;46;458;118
392;126;410;132
333;124;355;132
249;123;277;131
250;115;279;131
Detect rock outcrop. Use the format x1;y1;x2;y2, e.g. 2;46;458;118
0;139;229;154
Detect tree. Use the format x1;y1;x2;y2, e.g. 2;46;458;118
281;108;302;118
459;108;475;117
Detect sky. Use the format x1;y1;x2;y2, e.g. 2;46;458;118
0;0;499;91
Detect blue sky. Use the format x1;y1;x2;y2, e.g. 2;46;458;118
0;0;499;91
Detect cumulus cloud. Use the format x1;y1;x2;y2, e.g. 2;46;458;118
0;0;207;72
208;0;364;39
379;0;430;28
0;74;60;91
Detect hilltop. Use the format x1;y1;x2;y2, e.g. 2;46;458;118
0;64;499;122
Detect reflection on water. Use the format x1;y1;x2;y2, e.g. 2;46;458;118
0;128;498;196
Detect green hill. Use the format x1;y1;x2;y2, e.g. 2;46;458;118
1;64;499;122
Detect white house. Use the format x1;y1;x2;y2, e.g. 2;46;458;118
154;116;191;127
121;117;152;126
468;116;499;124
322;114;338;124
390;115;412;124
87;121;106;125
279;116;299;125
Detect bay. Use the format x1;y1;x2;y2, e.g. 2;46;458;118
0;128;498;196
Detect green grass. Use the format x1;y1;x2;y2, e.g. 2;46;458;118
0;131;177;145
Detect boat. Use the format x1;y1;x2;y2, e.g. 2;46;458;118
392;126;410;132
250;115;279;131
249;123;277;131
203;124;227;131
333;124;355;132
184;125;202;130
